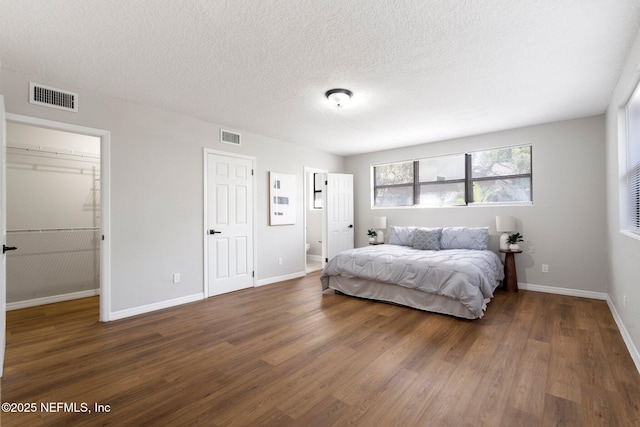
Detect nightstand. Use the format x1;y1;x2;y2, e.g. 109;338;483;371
499;249;522;292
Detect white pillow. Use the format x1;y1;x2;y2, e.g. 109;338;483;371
388;226;416;246
440;227;489;250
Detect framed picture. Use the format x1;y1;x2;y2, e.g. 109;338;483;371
269;172;296;225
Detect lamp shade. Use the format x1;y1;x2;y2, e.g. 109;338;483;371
373;216;387;229
496;216;515;232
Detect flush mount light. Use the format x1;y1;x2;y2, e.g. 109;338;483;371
325;88;353;107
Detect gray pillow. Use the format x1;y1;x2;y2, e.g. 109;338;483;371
411;228;442;250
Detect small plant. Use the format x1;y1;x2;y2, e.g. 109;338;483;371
367;228;377;237
507;232;523;245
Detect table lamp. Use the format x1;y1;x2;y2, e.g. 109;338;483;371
373;216;387;244
496;215;515;250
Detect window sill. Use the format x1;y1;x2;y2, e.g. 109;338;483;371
371;202;533;210
620;230;640;242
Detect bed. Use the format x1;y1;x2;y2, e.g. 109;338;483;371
320;226;504;319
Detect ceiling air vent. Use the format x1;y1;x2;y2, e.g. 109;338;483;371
29;82;78;112
220;129;241;146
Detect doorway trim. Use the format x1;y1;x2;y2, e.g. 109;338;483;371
203;148;257;298
303;167;327;273
5;113;111;322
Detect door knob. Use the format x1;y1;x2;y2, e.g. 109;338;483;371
3;245;17;254
348;224;353;228
209;230;222;235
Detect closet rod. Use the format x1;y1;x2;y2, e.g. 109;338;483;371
7;143;100;162
7;227;100;234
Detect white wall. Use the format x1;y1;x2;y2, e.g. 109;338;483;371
345;115;608;293
1;69;343;314
606;28;640;365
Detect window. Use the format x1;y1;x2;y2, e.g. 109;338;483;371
417;154;466;206
626;86;640;234
373;161;414;207
373;145;532;208
469;146;532;204
312;173;323;209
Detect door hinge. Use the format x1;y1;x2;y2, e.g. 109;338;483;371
325;258;328;263
102;235;104;241
252;271;255;277
325;180;328;185
252;169;254;176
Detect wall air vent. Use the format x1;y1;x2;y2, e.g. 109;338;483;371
220;129;241;146
29;82;78;112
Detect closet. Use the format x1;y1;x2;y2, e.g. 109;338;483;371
5;122;100;308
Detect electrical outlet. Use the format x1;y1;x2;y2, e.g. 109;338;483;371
541;264;549;273
278;257;283;265
173;273;181;284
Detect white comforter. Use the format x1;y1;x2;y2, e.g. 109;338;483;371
321;245;504;317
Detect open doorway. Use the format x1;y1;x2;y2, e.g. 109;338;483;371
304;167;326;273
5;122;100;312
4;115;110;321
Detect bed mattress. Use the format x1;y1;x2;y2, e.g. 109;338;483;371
320;244;504;318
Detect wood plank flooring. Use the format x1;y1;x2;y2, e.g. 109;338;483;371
1;272;639;426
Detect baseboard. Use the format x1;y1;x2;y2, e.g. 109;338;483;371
521;282;639;374
306;254;322;262
606;297;640;374
109;293;204;321
518;282;608;300
7;289;100;311
255;271;306;287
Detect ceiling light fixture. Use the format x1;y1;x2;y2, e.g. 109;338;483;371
325;88;353;107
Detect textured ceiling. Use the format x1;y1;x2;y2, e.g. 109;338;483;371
1;1;639;156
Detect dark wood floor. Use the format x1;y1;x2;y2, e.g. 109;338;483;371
2;272;639;426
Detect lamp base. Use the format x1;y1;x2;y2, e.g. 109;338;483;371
376;230;384;243
499;233;510;250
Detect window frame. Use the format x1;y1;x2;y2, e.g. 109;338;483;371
371;144;532;208
624;84;640;237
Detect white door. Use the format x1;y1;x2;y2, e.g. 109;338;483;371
325;173;354;262
0;96;6;376
206;152;254;296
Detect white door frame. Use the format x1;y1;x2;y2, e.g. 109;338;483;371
203;148;257;298
1;96;6;376
5;113;111;322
